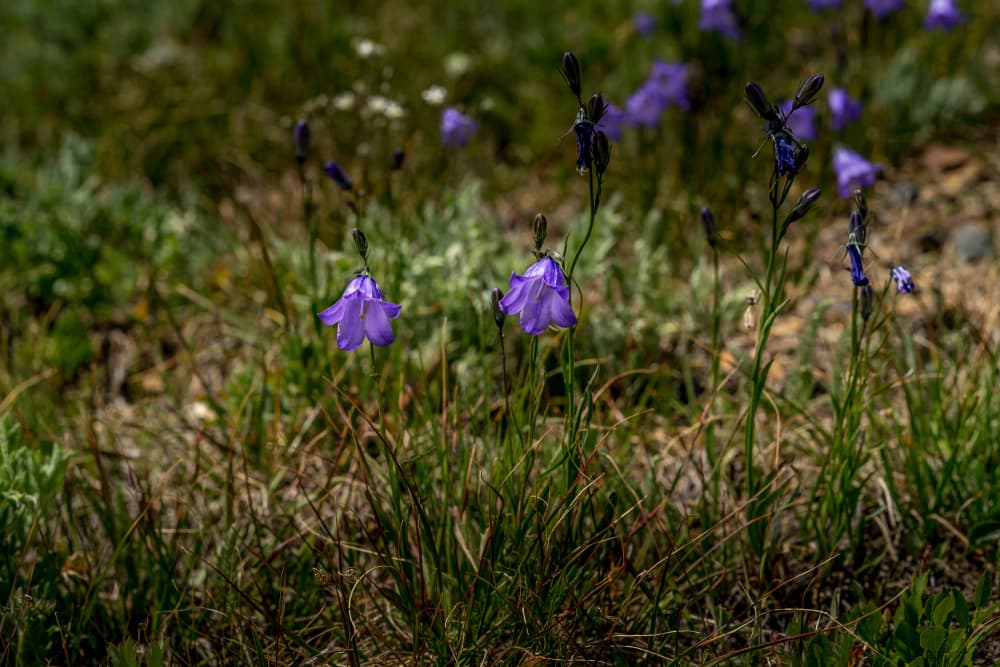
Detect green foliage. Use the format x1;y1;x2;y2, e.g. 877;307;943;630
793;573;999;667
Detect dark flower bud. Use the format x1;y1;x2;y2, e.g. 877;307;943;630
294;120;310;165
853;189;867;222
572;118;594;173
745;81;779;121
587;93;607;125
532;214;548;252
787;187;822;223
352;228;369;261
859;284;875;321
848;210;866;249
561;52;582;101
792;74;825;110
700;207;718;247
324;160;353;190
391;147;405;171
792;142;810;172
592;131;611;177
490;288;506;329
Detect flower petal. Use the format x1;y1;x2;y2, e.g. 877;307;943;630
336;300;365;351
381;301;402;319
544;288;578;328
499;276;532;315
318;297;347;325
363;301;395;346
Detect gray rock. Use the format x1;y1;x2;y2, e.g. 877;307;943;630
952;224;993;263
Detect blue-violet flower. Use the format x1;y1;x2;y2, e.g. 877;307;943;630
499;257;577;335
848;244;869;287
319;275;401;351
924;0;965;30
597;102;626;141
808;0;842;10
864;0;904;19
828;88;863;131
891;266;915;293
440;107;477;147
779;100;818;141
833;147;882;198
633;12;657;36
699;0;741;40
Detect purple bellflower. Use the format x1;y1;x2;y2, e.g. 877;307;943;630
319;275;401;351
864;0;905;19
924;0;965;30
596;102;626;141
294;120;310;164
699;0;741;40
499;257;577;335
625;62;689;128
847;244;869;287
833;147;882;198
779;100;818;141
440;107;477;147
324;160;353;190
808;0;842;10
828;88;863;131
633;12;657;36
891;266;916;293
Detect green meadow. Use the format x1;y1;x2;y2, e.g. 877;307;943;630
2;1;999;664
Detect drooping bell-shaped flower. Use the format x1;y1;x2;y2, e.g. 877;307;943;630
498;257;577;335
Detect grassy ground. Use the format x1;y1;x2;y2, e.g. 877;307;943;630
2;1;1000;664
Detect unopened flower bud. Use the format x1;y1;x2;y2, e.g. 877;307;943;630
853;189;868;222
324;160;353;191
592;131;611;177
391;147;405;171
859;284;875;321
700;207;718;247
352;228;369;261
793;142;810;172
532;214;548;252
745;81;778;121
490;288;506;329
848;210;866;248
792;74;824;110
587;93;607;125
561;52;582;102
788;188;822;223
294;120;310;165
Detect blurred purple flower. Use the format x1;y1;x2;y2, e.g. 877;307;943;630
891;266;915;293
648;62;690;109
440;107;477;147
847;244;869;287
778;101;818;141
864;0;905;19
828;88;863;131
833;147;882;198
633;12;657;36
319;275;401;351
625;62;689;128
808;0;842;10
924;0;965;30
294;120;310;164
324;160;353;190
499;257;577;335
597;102;627;141
699;0;741;40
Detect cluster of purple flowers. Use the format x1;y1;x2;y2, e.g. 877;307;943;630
810;0;965;29
603;61;690;135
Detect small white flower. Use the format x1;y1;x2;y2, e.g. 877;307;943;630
353;38;385;58
421;85;448;105
333;92;356;111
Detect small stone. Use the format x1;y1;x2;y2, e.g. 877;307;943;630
952;224;993;264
